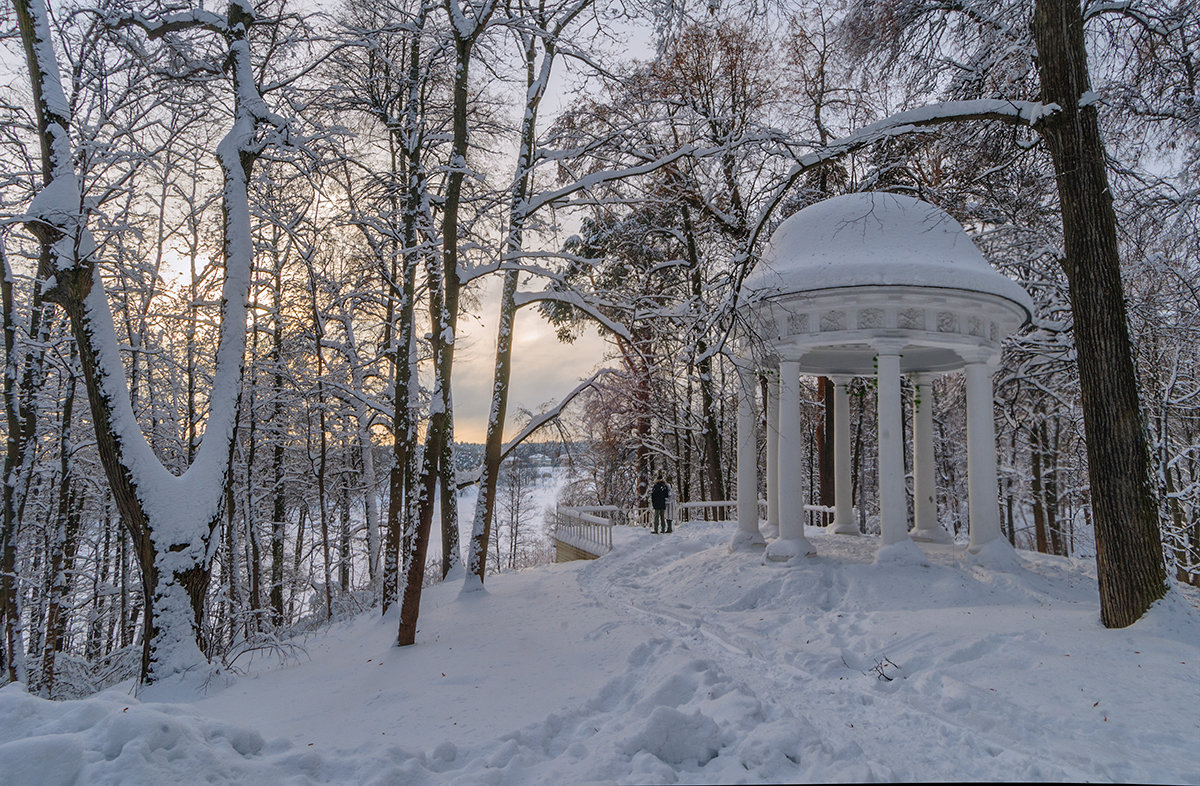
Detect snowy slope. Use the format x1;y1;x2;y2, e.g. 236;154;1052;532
3;523;1199;784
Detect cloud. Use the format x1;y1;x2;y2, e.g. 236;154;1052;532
452;281;610;443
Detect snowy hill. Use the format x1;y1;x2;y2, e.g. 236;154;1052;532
2;523;1199;784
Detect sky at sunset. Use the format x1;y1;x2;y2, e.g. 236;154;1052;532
452;274;611;443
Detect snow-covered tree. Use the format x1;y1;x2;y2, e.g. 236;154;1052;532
13;0;291;682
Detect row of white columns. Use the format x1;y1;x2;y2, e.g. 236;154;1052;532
734;348;1005;556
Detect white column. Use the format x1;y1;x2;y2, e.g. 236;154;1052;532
910;373;950;543
874;342;909;546
765;371;781;539
828;375;857;535
964;352;1004;550
732;363;765;551
766;361;816;561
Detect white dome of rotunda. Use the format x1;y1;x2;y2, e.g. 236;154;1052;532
742;192;1033;376
747;192;1033;320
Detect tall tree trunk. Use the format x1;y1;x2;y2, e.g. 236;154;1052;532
1031;419;1049;553
39;359;81;697
439;424;460;579
225;482;240;642
1044;419;1066;556
244;406;262;635
116;515;129;651
1;250;33;684
682;369;694;504
680;204;724;502
467;266;519;586
185;179;203;464
383;3;427;615
289;504;306;619
310;280;333;620
467;11;557;585
398;0;496;645
464;0;595;583
86;511;111;661
817;378;835;507
337;312;379;587
1032;0;1166;627
339;470;352;592
270;242;287;628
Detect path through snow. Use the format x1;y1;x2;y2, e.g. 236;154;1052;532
2;522;1198;784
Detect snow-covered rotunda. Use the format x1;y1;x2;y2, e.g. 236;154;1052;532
733;192;1034;560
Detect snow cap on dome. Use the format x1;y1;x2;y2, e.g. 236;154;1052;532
747;192;1033;318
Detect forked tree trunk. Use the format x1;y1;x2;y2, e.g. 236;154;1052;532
16;0;269;681
1032;0;1166;627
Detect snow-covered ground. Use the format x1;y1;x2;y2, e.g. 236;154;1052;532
3;523;1199;784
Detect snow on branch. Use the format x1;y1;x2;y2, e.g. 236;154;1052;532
688;99;1059;368
458;369;616;487
502;369;613;455
1083;1;1181;35
745;99;1059;265
513;289;632;341
814;99;1057;155
519;143;704;217
445;0;499;40
105;8;227;38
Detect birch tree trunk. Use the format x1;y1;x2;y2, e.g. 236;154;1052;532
0;250;34;684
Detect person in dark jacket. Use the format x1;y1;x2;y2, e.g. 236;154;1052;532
651;475;670;534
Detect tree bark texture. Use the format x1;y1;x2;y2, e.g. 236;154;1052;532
382;3;426;615
681;203;725;502
1032;0;1166;627
469;12;558;583
1;253;28;684
399;4;494;645
817;377;835;508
